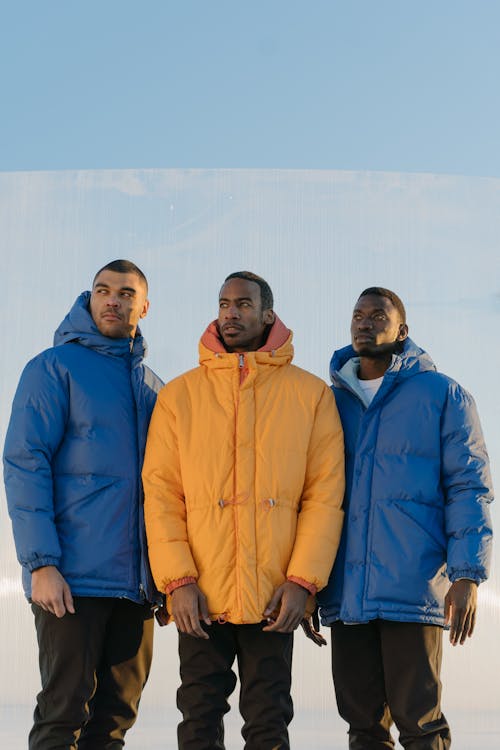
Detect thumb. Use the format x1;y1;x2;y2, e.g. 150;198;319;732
264;586;283;617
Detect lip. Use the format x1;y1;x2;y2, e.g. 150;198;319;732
102;313;122;321
222;324;243;334
354;335;374;343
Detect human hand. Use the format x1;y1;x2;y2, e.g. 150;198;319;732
300;608;327;646
31;566;74;618
263;581;309;633
444;579;477;646
171;583;211;638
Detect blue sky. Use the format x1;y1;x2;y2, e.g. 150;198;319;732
1;1;500;176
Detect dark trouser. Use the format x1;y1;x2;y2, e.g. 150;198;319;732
331;620;451;750
177;621;294;750
30;597;154;750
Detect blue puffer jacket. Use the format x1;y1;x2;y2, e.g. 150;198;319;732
318;338;493;626
3;292;163;603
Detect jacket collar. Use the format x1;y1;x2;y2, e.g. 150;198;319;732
53;291;147;363
330;337;436;389
198;315;293;369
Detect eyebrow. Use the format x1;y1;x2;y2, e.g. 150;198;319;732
94;283;137;294
219;296;254;303
353;306;387;314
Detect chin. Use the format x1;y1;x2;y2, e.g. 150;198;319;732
353;345;374;357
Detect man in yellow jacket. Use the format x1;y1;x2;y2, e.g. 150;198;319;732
143;271;345;750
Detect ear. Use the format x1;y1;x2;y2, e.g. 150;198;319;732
263;309;275;325
140;299;150;319
397;323;409;341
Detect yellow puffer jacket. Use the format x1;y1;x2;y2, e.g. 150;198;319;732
143;317;345;624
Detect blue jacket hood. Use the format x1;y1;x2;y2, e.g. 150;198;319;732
54;291;147;362
330;337;436;386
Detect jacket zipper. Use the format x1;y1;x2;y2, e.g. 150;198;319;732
233;353;245;619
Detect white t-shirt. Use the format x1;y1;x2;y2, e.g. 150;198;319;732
357;375;384;405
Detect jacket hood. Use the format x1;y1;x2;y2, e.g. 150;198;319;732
330;337;436;386
54;291;147;361
199;315;293;367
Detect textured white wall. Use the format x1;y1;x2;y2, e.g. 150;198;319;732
1;169;498;748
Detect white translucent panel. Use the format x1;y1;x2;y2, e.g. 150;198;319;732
1;168;498;748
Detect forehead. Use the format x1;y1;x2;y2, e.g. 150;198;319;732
219;277;261;301
353;294;399;316
92;269;147;293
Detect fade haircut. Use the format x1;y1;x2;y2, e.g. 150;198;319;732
224;271;274;311
359;286;406;324
93;259;148;292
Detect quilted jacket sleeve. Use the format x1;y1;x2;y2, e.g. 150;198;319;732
441;382;493;583
3;355;68;572
142;383;198;594
286;384;345;592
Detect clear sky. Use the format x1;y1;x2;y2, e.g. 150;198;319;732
1;0;500;176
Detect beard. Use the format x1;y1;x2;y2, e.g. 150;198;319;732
354;340;402;359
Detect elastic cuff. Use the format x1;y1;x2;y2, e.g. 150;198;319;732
287;576;317;596
26;558;60;573
165;577;197;594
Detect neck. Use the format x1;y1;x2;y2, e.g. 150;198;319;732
358;355;392;380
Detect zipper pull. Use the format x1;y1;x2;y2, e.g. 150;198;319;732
239;353;244;368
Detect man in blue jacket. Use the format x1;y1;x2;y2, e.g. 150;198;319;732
317;287;493;750
4;259;163;749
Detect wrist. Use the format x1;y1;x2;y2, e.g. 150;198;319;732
287;576;317;596
167;577;197;594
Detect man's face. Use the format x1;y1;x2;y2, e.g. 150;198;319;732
218;278;274;353
89;269;149;339
351;294;408;358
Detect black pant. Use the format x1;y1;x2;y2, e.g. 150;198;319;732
330;620;451;750
177;621;294;750
30;597;154;750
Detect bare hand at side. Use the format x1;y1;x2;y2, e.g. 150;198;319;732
31;565;74;618
263;581;309;633
444;579;477;646
171;583;211;639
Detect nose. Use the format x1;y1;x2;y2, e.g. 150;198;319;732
224;304;240;319
106;295;120;307
357;316;372;330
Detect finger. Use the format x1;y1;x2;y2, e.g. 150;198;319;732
173;609;188;634
460;608;475;645
264;607;295;633
188;612;209;639
263;591;281;617
199;595;211;626
469;608;476;638
63;584;75;614
450;610;465;646
459;612;471;645
52;601;66;618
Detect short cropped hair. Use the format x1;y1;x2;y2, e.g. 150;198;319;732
224;271;274;310
93;259;148;292
359;286;406;324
